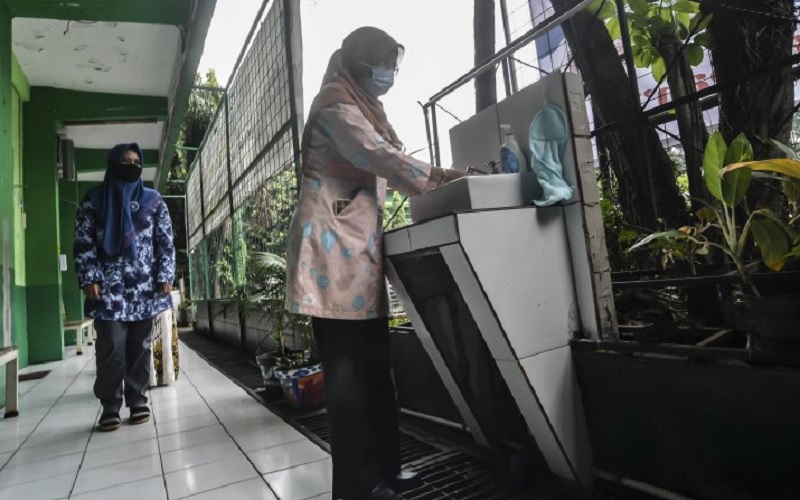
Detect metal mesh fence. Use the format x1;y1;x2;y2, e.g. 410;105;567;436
186;0;302;301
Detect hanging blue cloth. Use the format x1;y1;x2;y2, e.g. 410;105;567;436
87;143;160;259
529;102;574;207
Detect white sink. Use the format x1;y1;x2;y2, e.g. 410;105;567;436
410;172;542;222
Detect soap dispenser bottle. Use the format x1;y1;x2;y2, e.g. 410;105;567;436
500;124;527;174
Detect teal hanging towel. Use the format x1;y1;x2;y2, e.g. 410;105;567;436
529;102;574;206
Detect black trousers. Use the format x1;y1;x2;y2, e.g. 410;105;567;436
93;319;154;413
313;317;401;500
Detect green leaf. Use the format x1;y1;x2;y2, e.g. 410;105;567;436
763;138;800;160
722;134;753;207
590;0;617;20
630;13;650;30
633;46;653;68
784;178;800;205
702;132;727;203
724;133;754;165
676;12;692;32
629;229;701;252
629;0;650;16
677;20;690;40
651;55;667;83
689;12;713;34
606;17;622;39
753;208;798;241
694;33;713;49
684;43;704;66
660;7;673;24
632;34;650;47
750;218;790;271
696;207;718;223
722;168;752;207
673;0;700;13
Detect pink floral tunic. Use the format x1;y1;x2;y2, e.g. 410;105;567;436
285;103;438;319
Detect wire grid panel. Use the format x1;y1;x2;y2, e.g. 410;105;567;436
204;218;236;299
233;132;293;209
204;197;230;236
189;244;207;300
183;0;302;299
228;0;291;183
201;101;229;219
186;157;203;245
238;165;297;258
189;227;204;251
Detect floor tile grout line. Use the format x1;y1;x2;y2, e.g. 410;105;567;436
66;405;101;499
177;354;282;500
0;354;95;472
148;386;172;500
66;352;102;499
68;354;163;498
180;476;270;499
66;470;165;498
259;456;330;477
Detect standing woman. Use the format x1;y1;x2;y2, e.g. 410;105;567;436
285;27;465;500
74;143;175;432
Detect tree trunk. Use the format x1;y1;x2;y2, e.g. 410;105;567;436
708;0;794;156
657;29;710;211
551;0;688;230
474;0;497;112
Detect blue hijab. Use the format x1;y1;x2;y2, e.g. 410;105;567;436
87;143;160;259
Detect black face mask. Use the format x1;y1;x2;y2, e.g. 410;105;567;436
112;162;142;183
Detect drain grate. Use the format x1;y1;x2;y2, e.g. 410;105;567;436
402;452;560;500
295;412;331;442
295;411;444;466
400;432;442;464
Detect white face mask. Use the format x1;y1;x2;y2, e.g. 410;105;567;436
358;64;396;97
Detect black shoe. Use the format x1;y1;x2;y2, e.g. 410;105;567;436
368;483;403;500
129;406;151;425
387;470;420;491
98;411;121;432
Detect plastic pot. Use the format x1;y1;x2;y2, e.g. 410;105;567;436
274;362;325;409
743;292;800;350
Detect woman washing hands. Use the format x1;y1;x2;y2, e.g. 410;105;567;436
284;27;465;500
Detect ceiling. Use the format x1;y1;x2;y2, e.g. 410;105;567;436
13;18;182;97
13;18;182;184
8;0;216;188
62;122;163;183
61;122;164;151
8;0;192;26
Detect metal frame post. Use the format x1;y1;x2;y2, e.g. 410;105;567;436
162;194;190;302
283;0;304;198
423;104;435;165
195;149;211;301
222;93;244;287
499;0;519;94
615;0;658;225
430;104;442;167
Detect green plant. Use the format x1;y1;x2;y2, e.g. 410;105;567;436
388;315;410;328
591;0;712;83
631;132;800;296
231;252;313;365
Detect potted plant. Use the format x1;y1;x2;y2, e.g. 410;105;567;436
238;252;323;408
630;132;800;348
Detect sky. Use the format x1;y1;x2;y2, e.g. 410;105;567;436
198;0;481;167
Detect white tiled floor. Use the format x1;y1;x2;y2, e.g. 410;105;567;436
0;343;333;499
